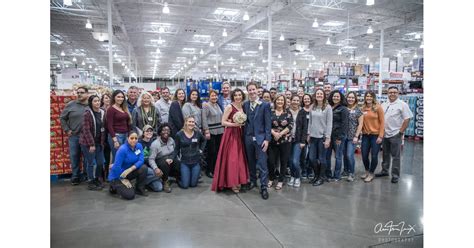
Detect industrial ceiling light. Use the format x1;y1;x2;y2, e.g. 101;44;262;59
278;54;282;59
293;61;296;65
113;53;117;58
162;2;170;14
279;33;284;41
193;55;197;60
121;62;125;66
65;64;69;68
258;42;263;50
94;67;98;71
159;26;165;33
420;41;424;49
72;57;77;62
366;0;374;6
243;11;249;21
81;60;85;66
397;51;402;57
338;49;342;55
98;33;104;41
368;43;373;49
326;37;331;45
241;51;246;56
188;61;191;64
312;18;319;28
118;58;122;63
200;49;204;55
366;57;370;62
350;55;354;60
156;48;161;53
89;65;92;69
85;19;92;29
56;64;61;68
413;52;418;58
415;33;421;39
64;0;73;6
409;60;413;65
221;61;224;65
222;28;228;37
60;51;65;56
210;40;214;47
158;36;164;44
240;65;243;69
367;26;373;34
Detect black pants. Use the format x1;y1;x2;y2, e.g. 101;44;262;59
206;134;222;174
110;165;147;200
103;136;111;181
156;156;180;182
268;142;291;182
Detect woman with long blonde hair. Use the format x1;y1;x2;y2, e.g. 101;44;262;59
132;92;160;137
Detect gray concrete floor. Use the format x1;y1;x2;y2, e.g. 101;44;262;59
51;140;423;248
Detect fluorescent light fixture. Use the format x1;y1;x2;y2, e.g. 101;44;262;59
85;19;92;29
210;40;214;47
322;21;345;27
60;51;65;56
222;28;228;37
200;49;204;55
369;43;373;49
326;37;331;45
278;54;282;59
159;26;165;33
279;33;284;41
162;2;170;14
243;11;249;21
312;18;319;28
214;8;240;17
64;0;72;6
338;49;342;55
367;0;374;6
258;42;263;50
72;57;77;62
367;26;373;34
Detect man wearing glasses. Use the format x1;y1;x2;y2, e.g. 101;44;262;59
60;86;90;185
376;86;413;183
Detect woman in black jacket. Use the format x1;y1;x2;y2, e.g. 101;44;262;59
168;88;186;138
299;94;313;179
326;90;350;181
288;95;307;188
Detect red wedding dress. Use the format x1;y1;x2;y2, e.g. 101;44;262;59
211;104;249;191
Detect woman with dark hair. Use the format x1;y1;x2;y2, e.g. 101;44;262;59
268;94;294;190
149;123;180;193
360;91;384;183
169;88;186;137
343;91;364;182
139;125;163;192
79;95;106;190
132;91;160;137
100;92;112;181
307;88;332;186
326;90;350;181
262;90;272;103
174;116;207;189
299;94;313;179
108;131;148;200
182;89;203;130
106;90;132;163
202;90;224;178
212;88;249;193
288;95;305;187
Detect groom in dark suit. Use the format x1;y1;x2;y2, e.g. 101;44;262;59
243;82;271;200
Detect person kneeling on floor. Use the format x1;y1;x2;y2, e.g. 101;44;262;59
108;131;148;200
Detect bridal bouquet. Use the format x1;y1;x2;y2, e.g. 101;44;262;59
233;112;247;125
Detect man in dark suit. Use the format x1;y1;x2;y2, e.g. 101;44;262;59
242;82;271;200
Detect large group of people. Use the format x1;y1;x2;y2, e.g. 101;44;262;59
59;82;412;200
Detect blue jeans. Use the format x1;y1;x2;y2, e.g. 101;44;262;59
80;143;105;180
180;163;200;189
343;139;357;174
289;141;303;178
146;167;163;192
68;135;89;180
361;134;382;173
326;138;346;179
107;132;128;163
308;137;327;178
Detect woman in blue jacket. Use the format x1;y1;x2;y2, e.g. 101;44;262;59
108;131;148;200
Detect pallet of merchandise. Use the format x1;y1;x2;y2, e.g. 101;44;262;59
415;95;423;138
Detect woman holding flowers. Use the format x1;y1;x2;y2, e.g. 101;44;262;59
211;88;249;193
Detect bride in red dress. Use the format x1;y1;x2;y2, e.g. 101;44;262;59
211;88;249;193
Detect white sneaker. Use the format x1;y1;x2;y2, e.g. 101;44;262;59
294;178;301;187
288;177;295;186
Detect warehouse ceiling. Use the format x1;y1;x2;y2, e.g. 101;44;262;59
50;0;423;82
